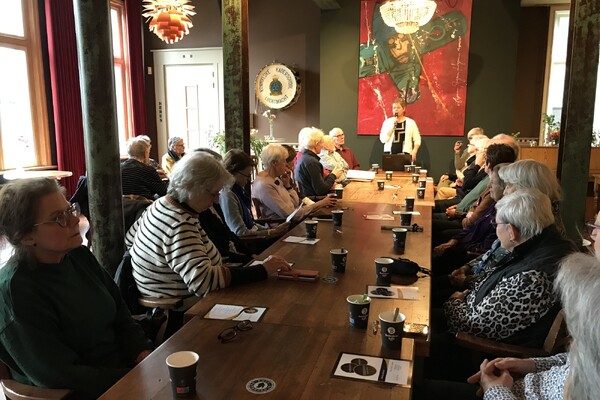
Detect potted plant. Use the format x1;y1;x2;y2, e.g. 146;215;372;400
209;131;268;159
543;113;560;145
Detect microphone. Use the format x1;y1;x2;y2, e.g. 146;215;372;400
394;113;398;118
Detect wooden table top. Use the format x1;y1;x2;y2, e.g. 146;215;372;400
1;169;73;180
185;202;432;356
342;173;435;207
99;318;414;400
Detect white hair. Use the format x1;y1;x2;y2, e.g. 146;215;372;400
466;127;485;140
261;144;288;170
491;133;520;157
298;127;324;150
168;152;233;202
168;136;184;149
321;135;335;151
329;127;344;137
495;188;555;239
556;252;600;399
127;137;150;158
472;137;489;153
498;160;561;203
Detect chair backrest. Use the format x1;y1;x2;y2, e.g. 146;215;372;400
542;309;570;355
1;360;70;400
114;251;144;315
251;197;263;219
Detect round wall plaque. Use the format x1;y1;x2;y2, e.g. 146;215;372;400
255;63;301;110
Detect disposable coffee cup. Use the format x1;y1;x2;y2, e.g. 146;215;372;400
416;187;425;199
408;164;416;173
335;187;344;200
403;165;411;173
405;197;415;212
330;248;348;272
419;169;428;177
399;212;412;226
411;174;419;183
377;180;385;190
385;171;393;181
347;294;371;329
392;228;408;254
414;166;421;175
166;351;199;398
332;210;344;226
305;220;318;238
379;311;406;350
375;257;394;285
372;164;380;174
418;179;427;189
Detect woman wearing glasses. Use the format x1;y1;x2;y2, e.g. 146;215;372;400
0;178;153;399
126;152;291;300
220;149;289;238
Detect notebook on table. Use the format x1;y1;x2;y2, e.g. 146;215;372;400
382;153;412;171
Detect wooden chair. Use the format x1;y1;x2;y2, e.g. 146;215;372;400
0;361;71;400
455;310;569;359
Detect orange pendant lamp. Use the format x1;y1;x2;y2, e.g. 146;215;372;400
142;0;196;44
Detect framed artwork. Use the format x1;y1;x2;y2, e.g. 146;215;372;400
358;0;473;136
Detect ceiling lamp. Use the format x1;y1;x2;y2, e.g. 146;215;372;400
142;0;196;44
380;0;437;35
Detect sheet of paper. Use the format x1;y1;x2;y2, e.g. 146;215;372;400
332;352;410;385
397;286;419;300
367;285;399;299
392;211;421;216
282;236;320;245
204;304;267;322
286;204;304;223
364;214;395;221
346;170;376;181
384;184;402;189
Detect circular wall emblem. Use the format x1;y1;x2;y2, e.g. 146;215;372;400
255;63;301;110
246;377;276;394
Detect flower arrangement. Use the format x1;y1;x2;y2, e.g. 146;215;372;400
262;109;276;125
543;113;560;145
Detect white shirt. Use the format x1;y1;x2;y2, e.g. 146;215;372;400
379;116;421;154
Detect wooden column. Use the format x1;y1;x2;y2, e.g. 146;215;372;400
557;0;600;241
222;0;250;153
73;0;124;275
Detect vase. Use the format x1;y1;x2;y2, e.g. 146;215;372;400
268;124;274;141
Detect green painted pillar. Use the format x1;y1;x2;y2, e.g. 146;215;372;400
557;0;600;242
73;0;124;275
222;0;250;154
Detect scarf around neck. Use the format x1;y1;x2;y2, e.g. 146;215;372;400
231;183;254;229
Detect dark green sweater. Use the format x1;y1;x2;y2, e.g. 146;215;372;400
0;246;153;399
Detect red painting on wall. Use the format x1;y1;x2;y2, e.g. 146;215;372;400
358;0;473;136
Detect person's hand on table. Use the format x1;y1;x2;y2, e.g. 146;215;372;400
468;358;515;396
440;174;449;183
331;168;343;178
433;239;458;256
262;255;291;274
269;222;290;236
317;194;337;208
135;350;152;364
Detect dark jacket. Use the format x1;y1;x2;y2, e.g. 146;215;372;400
295;149;337;197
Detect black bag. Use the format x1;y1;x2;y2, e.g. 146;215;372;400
385;257;427;276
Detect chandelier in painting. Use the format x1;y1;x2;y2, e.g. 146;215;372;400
142;0;196;44
379;0;437;34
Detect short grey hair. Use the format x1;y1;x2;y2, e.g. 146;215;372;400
495;188;554;239
298;127;324;150
466;127;485;140
472;137;489;152
329;127;344;137
498;160;561;203
168;136;183;149
556;252;600;399
321;135;335;151
261;144;288;170
168;152;233;203
127;137;150;158
491;133;520;157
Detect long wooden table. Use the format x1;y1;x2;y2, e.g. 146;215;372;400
102;199;432;399
342;173;435;207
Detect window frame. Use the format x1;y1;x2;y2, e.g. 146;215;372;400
0;0;50;169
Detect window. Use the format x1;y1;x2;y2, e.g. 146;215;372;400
0;0;50;170
109;0;133;155
542;7;600;143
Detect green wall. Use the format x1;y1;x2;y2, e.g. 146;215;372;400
320;0;521;179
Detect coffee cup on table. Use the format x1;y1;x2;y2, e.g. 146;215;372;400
411;174;419;183
347;294;371;329
375;257;394;285
305;220;318;239
416;188;425;199
392;228;408;254
405;196;415;212
331;210;344;226
330;248;348;272
414;166;421;175
377;180;385;190
166;351;199;398
418;179;427;189
379;311;406;350
403;165;411;173
335;187;344;200
399;212;412;226
385;171;393;181
372;164;380;174
419;169;428;177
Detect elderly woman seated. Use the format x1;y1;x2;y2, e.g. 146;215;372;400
252;144;336;221
220;149;289;238
295;127;343;197
0;178;153;399
125;152;291;300
161;136;185;176
443;188;574;347
319;135;348;182
121;136;167;199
